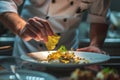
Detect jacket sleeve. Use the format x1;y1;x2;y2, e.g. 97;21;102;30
0;0;23;14
87;0;111;23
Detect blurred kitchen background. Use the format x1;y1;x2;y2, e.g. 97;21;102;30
0;0;120;59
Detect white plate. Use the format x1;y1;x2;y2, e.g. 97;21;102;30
0;69;57;80
21;51;110;68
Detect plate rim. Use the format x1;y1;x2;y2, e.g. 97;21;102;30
21;51;110;68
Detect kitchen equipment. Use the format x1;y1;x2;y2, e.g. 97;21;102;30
0;56;17;69
0;69;57;80
10;65;22;80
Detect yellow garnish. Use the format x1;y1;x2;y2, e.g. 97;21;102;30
47;50;81;64
45;34;61;50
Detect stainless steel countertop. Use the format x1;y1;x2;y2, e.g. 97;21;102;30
0;37;15;42
80;38;120;43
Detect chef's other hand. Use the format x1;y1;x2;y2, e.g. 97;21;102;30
76;46;106;54
19;17;54;42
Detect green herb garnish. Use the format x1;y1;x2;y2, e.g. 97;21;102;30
58;45;67;52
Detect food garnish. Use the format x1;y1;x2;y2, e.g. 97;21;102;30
70;68;95;80
43;45;89;64
58;45;67;52
96;67;120;80
70;68;120;80
45;34;60;50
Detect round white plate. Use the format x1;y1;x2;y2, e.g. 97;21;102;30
21;51;110;68
0;69;57;80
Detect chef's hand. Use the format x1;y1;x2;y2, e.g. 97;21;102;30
19;17;54;42
76;46;106;54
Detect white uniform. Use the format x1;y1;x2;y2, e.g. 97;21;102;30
0;0;110;59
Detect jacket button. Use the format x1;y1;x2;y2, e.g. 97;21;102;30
52;0;56;3
45;16;49;19
39;44;43;47
57;33;61;36
63;18;67;22
70;1;74;5
76;7;81;13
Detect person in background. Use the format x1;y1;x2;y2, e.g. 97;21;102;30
0;0;110;69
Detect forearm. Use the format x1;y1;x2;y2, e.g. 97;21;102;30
0;12;26;35
90;23;109;48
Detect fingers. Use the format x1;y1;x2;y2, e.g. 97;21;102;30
26;23;44;41
77;47;89;51
19;24;36;41
27;17;53;42
77;46;106;54
19;23;43;41
34;17;54;36
101;50;107;54
27;19;45;40
19;17;54;42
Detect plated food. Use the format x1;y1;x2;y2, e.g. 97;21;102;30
36;45;89;64
70;68;120;80
42;50;89;64
21;45;110;67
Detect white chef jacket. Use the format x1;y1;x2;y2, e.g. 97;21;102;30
0;0;110;58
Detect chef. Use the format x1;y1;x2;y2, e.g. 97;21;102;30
0;0;110;68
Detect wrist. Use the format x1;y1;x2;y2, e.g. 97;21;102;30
90;42;103;49
0;12;27;35
16;21;27;35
